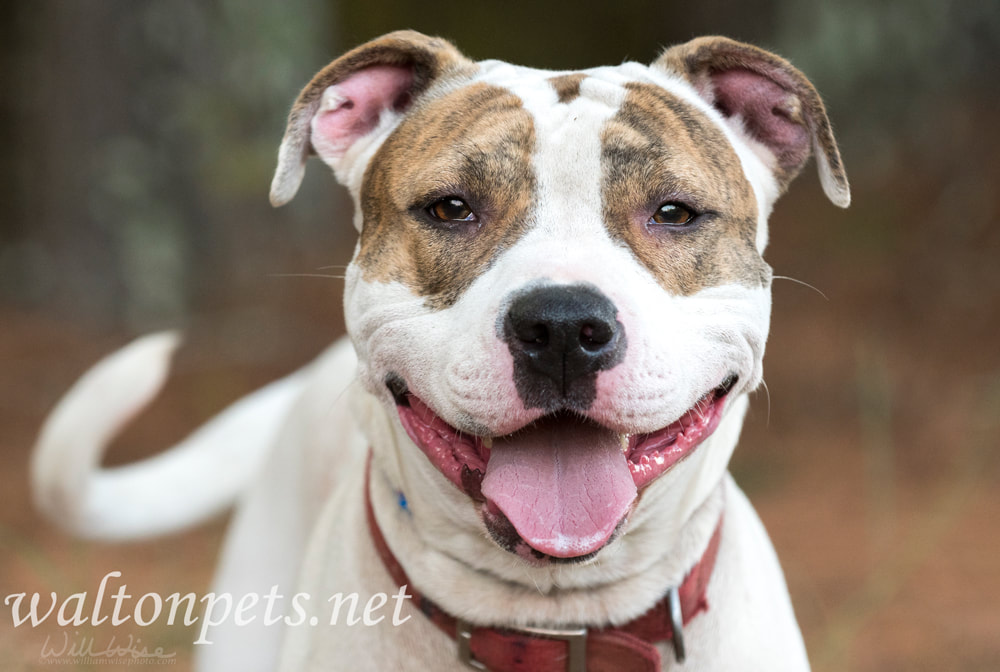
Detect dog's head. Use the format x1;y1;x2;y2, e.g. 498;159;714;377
272;32;847;570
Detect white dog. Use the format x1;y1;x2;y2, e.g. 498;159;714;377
33;31;849;671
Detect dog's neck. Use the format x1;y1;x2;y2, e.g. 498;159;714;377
358;389;745;628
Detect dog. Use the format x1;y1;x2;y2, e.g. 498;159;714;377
32;31;849;671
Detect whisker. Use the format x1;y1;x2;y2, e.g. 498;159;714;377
268;273;346;280
772;275;828;301
316;264;350;271
760;378;772;427
527;571;544;595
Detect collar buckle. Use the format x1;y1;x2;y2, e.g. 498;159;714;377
456;618;588;672
667;585;686;663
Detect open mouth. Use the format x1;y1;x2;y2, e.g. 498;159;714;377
390;374;737;562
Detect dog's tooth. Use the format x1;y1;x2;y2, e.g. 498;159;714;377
620;434;630;452
482;436;493;450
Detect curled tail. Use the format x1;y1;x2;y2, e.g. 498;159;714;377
31;332;305;540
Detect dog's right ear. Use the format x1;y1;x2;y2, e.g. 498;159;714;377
270;31;471;207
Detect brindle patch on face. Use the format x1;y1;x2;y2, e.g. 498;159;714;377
602;82;771;294
548;73;586;104
358;82;537;309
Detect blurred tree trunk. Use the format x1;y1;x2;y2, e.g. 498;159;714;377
1;0;338;329
2;2;130;324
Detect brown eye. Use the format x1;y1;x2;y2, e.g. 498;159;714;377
428;197;476;223
650;202;696;227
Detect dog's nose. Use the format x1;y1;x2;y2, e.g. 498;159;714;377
503;285;626;410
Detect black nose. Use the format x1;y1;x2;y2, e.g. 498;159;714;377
503;284;626;411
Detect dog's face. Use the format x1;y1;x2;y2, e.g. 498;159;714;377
272;32;848;573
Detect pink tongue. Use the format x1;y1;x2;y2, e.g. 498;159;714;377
481;418;637;558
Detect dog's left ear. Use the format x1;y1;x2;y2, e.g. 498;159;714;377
657;36;850;207
270;31;472;206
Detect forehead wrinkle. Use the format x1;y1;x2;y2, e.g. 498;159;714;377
503;73;626;245
600;82;768;295
610;83;753;208
356;81;537;309
579;62;778;226
400;111;526;195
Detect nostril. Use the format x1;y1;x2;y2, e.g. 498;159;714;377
519;323;549;350
579;322;613;351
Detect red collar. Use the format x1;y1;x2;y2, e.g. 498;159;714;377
365;454;723;672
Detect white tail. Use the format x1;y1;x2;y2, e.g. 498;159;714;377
31;332;305;540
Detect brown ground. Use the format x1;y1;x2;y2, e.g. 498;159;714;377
2;180;998;671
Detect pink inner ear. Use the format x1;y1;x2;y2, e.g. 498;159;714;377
711;69;810;172
312;65;415;159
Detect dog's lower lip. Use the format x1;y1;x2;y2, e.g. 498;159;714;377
392;375;737;493
387;376;736;562
392;375;736;557
624;376;736;490
392;392;488;495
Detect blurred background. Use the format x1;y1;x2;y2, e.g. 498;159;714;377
2;1;998;669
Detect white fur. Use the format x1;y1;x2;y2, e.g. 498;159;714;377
31;332;305;540
33;47;817;672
